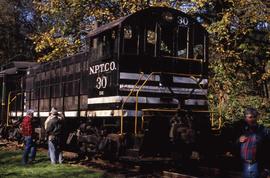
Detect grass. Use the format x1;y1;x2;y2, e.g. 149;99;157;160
0;149;104;178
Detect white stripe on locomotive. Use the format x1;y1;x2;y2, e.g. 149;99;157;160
87;96;208;106
9;111;88;117
119;84;207;95
88;96;178;104
120;72;208;84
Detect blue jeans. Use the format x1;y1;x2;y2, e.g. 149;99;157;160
48;138;63;164
22;136;36;164
243;162;259;178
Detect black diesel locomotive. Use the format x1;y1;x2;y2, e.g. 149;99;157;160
1;7;211;160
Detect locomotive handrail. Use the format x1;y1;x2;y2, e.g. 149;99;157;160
190;76;222;130
134;72;203;135
215;94;223;130
120;72;144;135
161;55;204;63
142;108;213;113
209;93;223;131
6;91;22;126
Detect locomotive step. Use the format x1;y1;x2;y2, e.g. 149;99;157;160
125;148;140;157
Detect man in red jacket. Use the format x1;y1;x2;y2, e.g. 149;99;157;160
21;109;36;165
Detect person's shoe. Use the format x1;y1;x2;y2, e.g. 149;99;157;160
28;159;36;164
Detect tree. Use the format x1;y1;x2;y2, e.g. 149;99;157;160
0;0;36;64
192;0;270;126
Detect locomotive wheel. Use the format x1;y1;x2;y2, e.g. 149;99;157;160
99;133;123;161
77;121;125;161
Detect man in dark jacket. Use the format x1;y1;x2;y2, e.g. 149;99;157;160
21;109;36;165
46;108;63;164
238;108;270;178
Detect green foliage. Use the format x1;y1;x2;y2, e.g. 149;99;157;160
0;150;103;178
199;0;270;127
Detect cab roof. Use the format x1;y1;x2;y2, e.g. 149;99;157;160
87;7;207;38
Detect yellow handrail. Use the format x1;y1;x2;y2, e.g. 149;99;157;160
210;99;215;126
211;94;223;130
6;92;12;126
217;94;223;129
6;92;22;126
162;55;204;63
207;81;223;131
142;108;178;112
134;72;156;135
134;72;203;135
191;76;223;130
120;72;144;135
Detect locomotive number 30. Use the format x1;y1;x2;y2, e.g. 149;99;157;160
96;76;108;89
177;16;189;26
